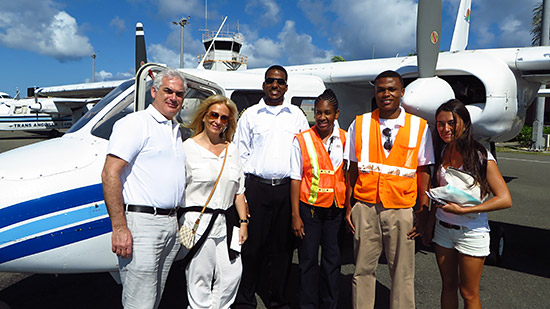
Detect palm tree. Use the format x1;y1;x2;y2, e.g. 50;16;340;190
531;2;544;46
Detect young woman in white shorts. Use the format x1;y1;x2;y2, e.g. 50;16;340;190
424;99;512;309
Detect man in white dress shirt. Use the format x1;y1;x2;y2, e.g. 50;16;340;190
101;68;187;309
233;65;309;308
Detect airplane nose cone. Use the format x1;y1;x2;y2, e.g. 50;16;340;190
402;76;455;124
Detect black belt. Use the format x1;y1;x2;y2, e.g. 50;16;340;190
247;174;290;186
126;204;178;216
439;220;461;230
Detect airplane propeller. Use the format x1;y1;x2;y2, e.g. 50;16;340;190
401;0;455;123
135;23;148;73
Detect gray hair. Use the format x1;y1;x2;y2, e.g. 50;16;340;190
153;68;187;91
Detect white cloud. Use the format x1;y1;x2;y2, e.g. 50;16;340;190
243;38;281;67
277;21;332;64
329;0;417;60
110;16;126;35
245;0;281;24
95;70;113;81
148;44;198;69
0;1;93;61
242;20;332;68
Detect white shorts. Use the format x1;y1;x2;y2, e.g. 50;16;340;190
433;220;490;257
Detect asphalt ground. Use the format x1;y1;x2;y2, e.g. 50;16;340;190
0;131;549;308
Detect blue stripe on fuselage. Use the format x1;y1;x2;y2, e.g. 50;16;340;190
0;218;112;264
0;203;108;244
0;184;105;229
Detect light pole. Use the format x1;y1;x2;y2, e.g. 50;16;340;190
173;16;190;68
91;52;98;83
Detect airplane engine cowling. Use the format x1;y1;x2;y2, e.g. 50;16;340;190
401;76;455;124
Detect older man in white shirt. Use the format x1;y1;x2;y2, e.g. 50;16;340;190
102;68;187;309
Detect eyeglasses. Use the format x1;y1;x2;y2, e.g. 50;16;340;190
264;77;287;86
207;111;230;124
382;128;392;151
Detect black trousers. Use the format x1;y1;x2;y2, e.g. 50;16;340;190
233;177;294;309
297;201;343;309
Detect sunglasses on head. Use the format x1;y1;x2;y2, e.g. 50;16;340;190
264;77;287;86
207;111;230;124
382;128;392;151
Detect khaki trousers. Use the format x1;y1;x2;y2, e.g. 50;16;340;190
351;201;415;309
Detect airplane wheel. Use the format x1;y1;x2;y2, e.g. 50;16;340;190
486;222;505;266
47;129;61;138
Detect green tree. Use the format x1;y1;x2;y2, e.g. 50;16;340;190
531;2;544;46
331;55;345;62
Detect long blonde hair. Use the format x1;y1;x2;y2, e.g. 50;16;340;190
188;95;238;142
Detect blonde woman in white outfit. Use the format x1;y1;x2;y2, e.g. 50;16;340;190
181;95;249;309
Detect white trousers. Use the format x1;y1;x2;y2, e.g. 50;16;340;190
186;236;242;309
119;212;180;309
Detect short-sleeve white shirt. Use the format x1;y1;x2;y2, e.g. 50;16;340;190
345;106;434;166
290;125;346;180
234;98;310;179
181;139;245;237
107;105;186;209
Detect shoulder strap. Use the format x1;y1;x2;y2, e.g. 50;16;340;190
198;142;230;216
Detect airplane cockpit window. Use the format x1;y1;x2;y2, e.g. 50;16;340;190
68;79;135;134
90;87;136;140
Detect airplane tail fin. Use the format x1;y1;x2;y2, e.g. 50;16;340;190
135;23;148;72
449;0;471;52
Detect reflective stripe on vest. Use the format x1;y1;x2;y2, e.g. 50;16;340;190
297;127;347;208
357;112;421;178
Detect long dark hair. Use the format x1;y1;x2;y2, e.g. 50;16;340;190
433;99;490;197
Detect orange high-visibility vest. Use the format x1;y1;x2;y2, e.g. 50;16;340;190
296;126;347;208
354;109;427;208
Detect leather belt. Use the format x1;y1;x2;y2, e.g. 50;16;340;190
439;220;461;230
247;174;291;186
126;204;178;216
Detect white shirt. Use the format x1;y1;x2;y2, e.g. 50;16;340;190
107;105;186;209
290;125;346;180
181;139;245;238
435;149;495;232
345;106;434;166
234;98;310;179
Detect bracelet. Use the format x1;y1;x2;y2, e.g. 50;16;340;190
239;219;249;224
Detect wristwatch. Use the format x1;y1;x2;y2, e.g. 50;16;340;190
239;219;249;224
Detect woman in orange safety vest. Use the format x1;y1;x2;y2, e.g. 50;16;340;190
290;89;346;308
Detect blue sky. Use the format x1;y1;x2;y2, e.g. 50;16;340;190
0;0;541;97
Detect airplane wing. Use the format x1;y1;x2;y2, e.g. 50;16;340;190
33;80;125;99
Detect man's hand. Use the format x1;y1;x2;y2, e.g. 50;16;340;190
112;225;133;259
345;205;355;234
292;215;305;239
407;209;428;240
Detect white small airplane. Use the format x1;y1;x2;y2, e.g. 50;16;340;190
0;81;124;136
0;0;548;275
